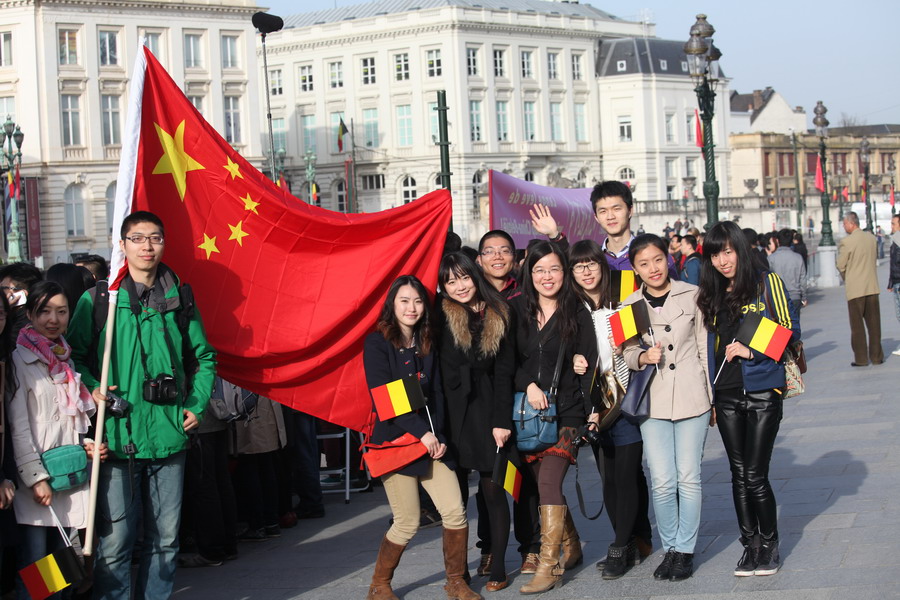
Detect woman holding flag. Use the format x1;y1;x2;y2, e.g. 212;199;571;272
437;252;515;591
696;221;800;577
620;234;712;582
362;275;481;600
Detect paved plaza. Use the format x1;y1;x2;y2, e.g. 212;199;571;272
174;260;900;600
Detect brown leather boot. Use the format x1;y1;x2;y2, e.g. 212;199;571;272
559;508;583;570
442;526;483;600
366;536;405;600
519;505;566;595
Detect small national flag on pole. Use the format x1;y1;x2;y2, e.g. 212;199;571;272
337;118;349;152
610;269;639;304
492;451;522;502
19;549;84;600
694;109;703;149
608;301;651;347
311;182;319;203
891;185;895;208
814;154;825;193
370;374;427;421
734;312;792;361
861;182;867;203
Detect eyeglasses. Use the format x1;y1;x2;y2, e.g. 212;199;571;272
0;286;22;293
124;234;164;245
532;266;563;277
481;247;513;257
572;262;600;274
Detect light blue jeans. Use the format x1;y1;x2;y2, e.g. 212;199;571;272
94;452;186;600
892;283;900;325
16;525;70;600
640;412;710;554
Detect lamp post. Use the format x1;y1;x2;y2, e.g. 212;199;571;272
889;156;896;217
813;101;835;246
681;176;696;222
304;149;317;204
860;137;873;231
1;115;24;263
684;14;722;231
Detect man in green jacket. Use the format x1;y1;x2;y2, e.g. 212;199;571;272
69;210;217;600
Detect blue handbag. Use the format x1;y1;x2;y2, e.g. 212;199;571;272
512;342;566;453
620;364;654;421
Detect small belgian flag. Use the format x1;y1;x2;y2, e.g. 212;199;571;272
492;451;522;502
19;548;84;600
608;301;651;347
610;269;639;304
735;312;792;361
370;374;427;421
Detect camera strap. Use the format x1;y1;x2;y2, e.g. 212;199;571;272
121;275;178;384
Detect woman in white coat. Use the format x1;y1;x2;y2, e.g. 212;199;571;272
8;281;97;598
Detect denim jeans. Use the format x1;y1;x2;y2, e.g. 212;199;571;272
640;412;710;553
17;525;70;600
94;452;186;600
892;283;900;326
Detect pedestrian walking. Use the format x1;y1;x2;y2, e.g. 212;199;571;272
837;212;884;366
887;214;900;356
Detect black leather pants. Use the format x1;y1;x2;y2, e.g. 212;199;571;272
715;388;782;541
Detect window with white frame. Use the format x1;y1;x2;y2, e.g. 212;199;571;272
361;57;376;84
142;31;161;57
472;172;483;209
524;171;534;182
523;101;536;141
58;29;78;65
686;112;696;143
493;49;505;77
221;34;239;68
426;49;442;77
496;101;509;142
665;113;675;142
616;60;627;72
99;30;119;66
0;32;11;67
618;116;632;142
574;103;587;142
188;95;204;116
469;100;482;142
61;94;81;146
298;65;313;92
272;117;286;153
336;181;347;212
681;61;688;72
101;95;121;145
269;69;283;95
64;184;85;236
362;174;385;190
686;158;696;178
428;102;439;142
363;108;379;147
667;185;675;200
402;176;416;204
106;182;117;235
394;53;408;81
301;114;316;152
396;105;413;147
184;33;202;68
618;167;635;181
659;59;668;71
466;47;479;76
0;97;15;122
549;102;562;142
665;158;677;179
547;52;559;80
520;50;533;79
329;62;343;88
571;53;583;80
224;96;241;143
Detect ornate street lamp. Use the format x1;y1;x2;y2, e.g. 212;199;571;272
684;14;722;231
813;101;835;246
1;115;24;262
860;137;873;231
304;149;317;204
889;156;896;217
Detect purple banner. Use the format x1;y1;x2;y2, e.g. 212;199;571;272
489;170;605;249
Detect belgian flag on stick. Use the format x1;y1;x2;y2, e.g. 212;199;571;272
370;374;427;421
19;548;84;600
608;301;651;347
610;269;639;304
492;450;522;502
735;312;792;361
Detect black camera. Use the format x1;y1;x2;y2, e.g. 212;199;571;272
574;422;602;448
143;374;178;404
107;391;131;419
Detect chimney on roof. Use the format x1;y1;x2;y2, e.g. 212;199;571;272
752;90;763;110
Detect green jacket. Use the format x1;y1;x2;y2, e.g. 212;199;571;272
69;264;217;460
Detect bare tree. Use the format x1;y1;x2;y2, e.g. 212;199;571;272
838;112;867;129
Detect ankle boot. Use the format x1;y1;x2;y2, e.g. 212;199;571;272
754;538;780;576
601;544;628;580
520;506;566;595
668;552;694;582
734;536;758;577
559;509;583;570
366;536;406;600
442;527;482;600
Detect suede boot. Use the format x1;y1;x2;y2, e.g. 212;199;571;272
366;536;406;600
442;527;482;600
559;509;583;570
519;506;566;595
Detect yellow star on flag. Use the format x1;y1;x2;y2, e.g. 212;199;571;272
240;193;260;215
152;121;205;201
228;220;249;246
198;233;220;259
224;157;243;180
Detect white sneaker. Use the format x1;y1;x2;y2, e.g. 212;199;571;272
893;347;900;356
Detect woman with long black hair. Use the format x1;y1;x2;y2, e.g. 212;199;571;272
511;241;596;595
437;252;515;592
696;221;799;577
363;275;481;600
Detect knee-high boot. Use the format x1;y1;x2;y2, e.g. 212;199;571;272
366;536;406;600
559;508;583;570
443;526;482;600
519;505;566;595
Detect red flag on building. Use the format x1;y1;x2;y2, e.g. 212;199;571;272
109;47;452;430
842;186;850;201
814;154;825;193
694;109;703;149
337;118;349;152
891;185;895;208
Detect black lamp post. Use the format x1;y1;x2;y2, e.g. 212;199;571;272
813;101;835;246
684;14;721;231
860;137;873;231
1;115;24;262
889;156;896;217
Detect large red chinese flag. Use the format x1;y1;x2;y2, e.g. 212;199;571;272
110;47;452;430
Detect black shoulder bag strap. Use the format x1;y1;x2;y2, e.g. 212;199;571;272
546;339;567;406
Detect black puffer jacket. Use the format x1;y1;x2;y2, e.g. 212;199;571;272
889;236;900;289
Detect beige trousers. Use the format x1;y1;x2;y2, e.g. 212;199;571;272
382;459;466;545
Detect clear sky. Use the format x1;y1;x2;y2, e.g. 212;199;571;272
257;0;900;128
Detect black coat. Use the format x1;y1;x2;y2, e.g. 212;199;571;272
438;297;515;473
889;238;900;288
363;332;453;476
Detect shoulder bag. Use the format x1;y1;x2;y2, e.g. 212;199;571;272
759;281;805;398
512;342;566;453
360;432;428;478
41;445;89;492
620;361;655;421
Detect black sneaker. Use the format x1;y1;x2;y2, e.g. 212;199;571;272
653;550;676;580
755;540;780;576
734;545;758;577
669;552;693;581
